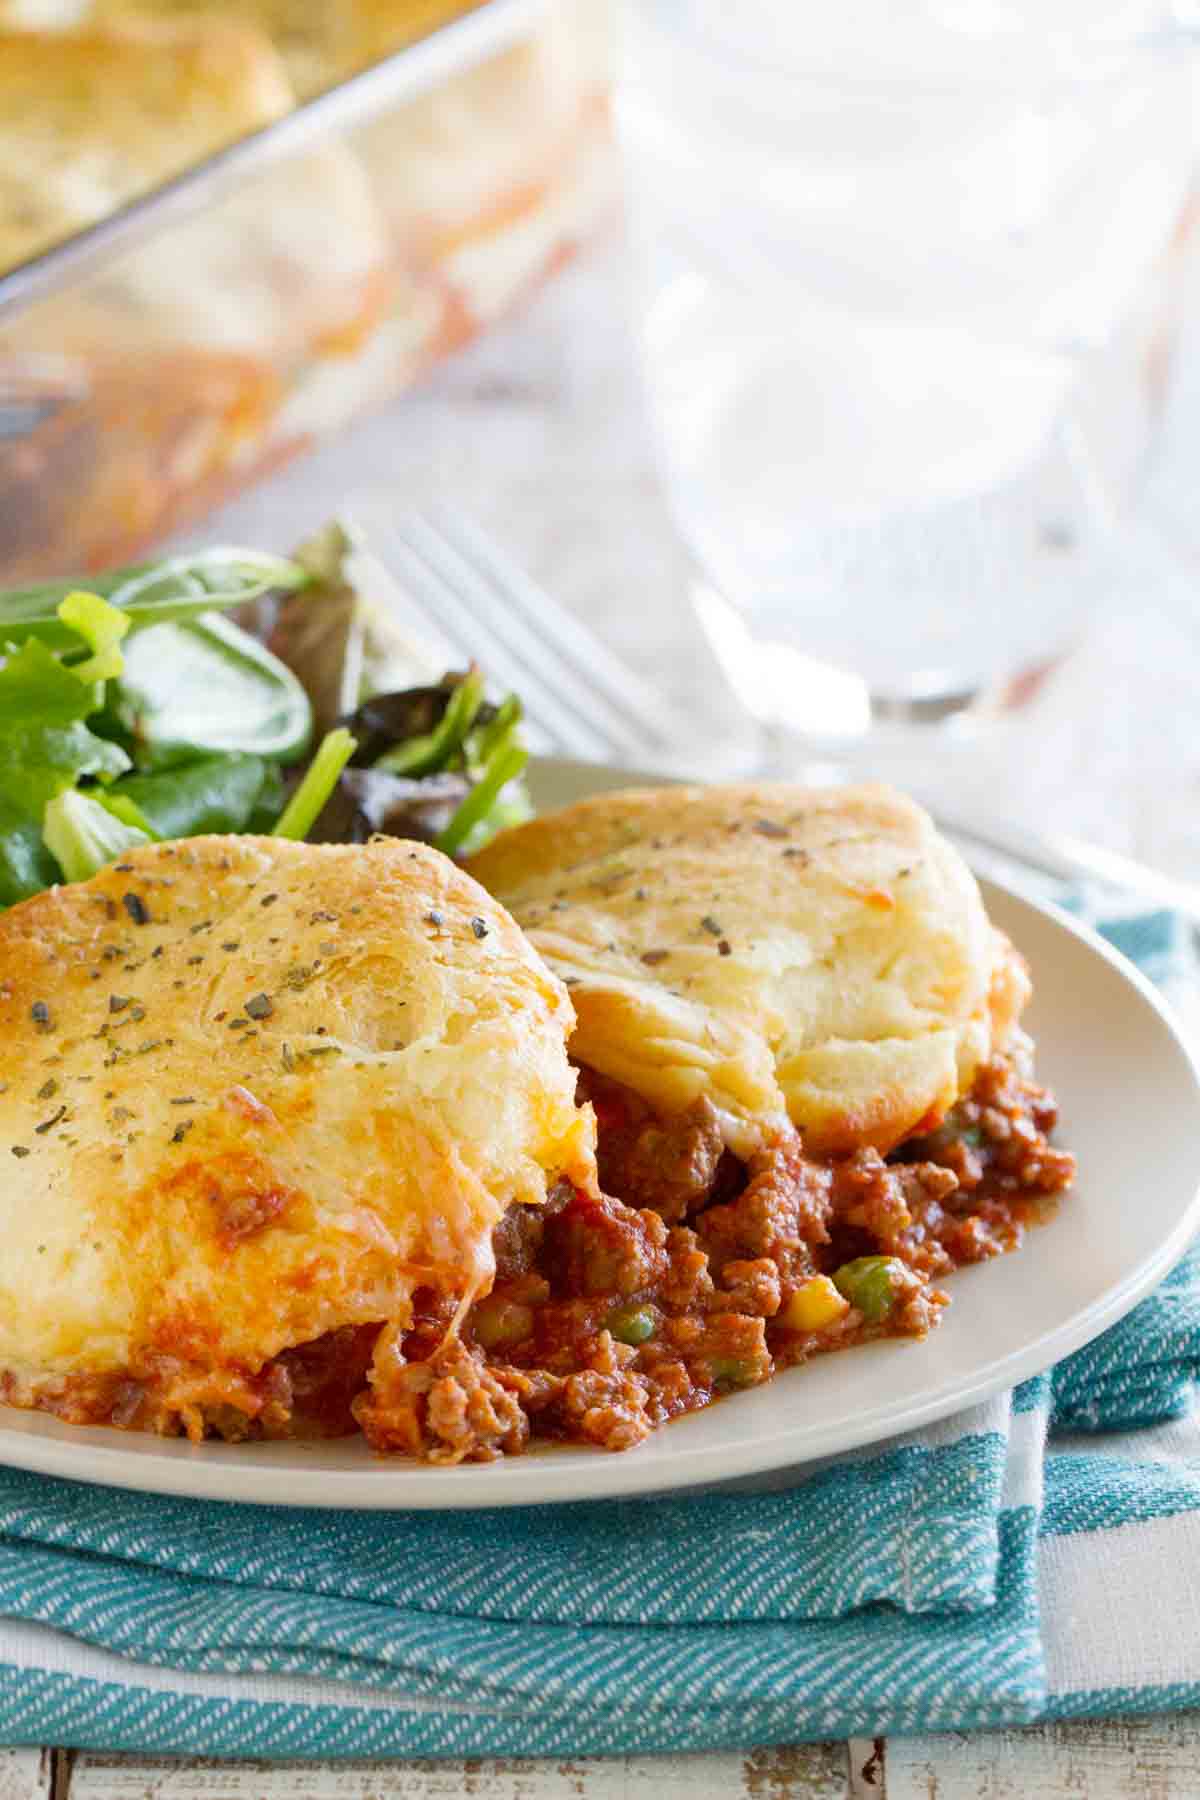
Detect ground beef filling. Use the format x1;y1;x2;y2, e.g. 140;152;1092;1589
356;1040;1075;1463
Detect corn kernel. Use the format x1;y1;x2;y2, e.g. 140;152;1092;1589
782;1275;850;1333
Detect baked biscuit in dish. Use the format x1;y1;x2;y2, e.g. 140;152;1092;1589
0;836;594;1443
0;11;400;581
85;0;469;100
471;782;1019;1158
0;16;292;271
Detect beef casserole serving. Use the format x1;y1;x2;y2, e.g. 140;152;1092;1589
465;783;1076;1459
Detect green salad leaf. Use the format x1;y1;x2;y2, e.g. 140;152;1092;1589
58;588;132;684
0;549;307;649
0;634;104;726
98;792;157;835
265;523;439;736
435;694;532;857
0;604;135;898
43;790;152;885
0;722;128;818
436;741;529;857
373;669;485;778
108;753;271;840
112;614;313;767
0;803;59;907
0;638;130;818
0;553;328;908
246;760;287;833
328;671;533;858
273;729;358;841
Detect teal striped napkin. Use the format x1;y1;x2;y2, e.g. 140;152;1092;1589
0;889;1194;1756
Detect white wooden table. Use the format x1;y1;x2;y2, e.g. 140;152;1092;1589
36;232;1200;1797
9;1722;1200;1799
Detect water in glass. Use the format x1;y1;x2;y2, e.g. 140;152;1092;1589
617;0;1196;730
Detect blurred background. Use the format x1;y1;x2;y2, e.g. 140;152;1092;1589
6;0;1200;879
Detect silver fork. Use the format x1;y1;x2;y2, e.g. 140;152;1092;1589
343;497;1200;928
341;498;692;765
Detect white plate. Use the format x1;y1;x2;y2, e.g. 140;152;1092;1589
2;759;1199;1508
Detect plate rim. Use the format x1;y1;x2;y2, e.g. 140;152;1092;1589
1;760;1198;1507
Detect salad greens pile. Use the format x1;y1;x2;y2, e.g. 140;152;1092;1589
0;533;531;908
332;674;531;858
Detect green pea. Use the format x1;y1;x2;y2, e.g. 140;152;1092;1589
471;1296;534;1350
607;1303;656;1346
709;1354;758;1389
832;1256;903;1323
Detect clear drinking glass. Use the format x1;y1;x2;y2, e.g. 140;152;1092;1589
616;1;1198;749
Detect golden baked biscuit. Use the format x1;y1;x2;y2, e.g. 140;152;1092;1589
0;836;594;1435
472;783;1018;1158
0;16;292;271
84;0;467;99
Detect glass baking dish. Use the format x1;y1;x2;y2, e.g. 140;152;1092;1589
0;0;612;582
